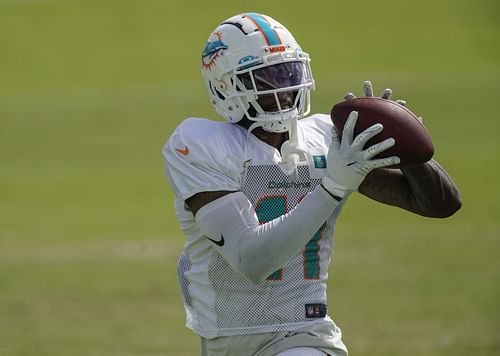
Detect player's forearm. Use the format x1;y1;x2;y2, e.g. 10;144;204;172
400;159;461;217
238;186;340;283
359;159;461;217
195;187;341;284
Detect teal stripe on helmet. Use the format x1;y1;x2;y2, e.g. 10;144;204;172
245;13;281;46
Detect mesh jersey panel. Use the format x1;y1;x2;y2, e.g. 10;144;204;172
200;163;336;336
177;253;195;327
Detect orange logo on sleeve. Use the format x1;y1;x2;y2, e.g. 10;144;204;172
175;146;190;155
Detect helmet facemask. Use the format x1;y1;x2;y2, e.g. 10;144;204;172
229;52;314;133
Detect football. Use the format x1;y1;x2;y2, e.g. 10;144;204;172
330;97;434;167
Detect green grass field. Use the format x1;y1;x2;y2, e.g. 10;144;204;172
1;0;499;355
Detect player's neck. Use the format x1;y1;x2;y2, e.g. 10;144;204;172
252;128;289;150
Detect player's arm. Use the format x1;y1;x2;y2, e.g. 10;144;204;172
187;186;342;284
359;159;461;218
186;191;233;215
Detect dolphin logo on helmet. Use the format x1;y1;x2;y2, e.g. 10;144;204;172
201;32;228;71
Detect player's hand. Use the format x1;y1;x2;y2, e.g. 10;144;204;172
321;111;400;198
344;80;407;106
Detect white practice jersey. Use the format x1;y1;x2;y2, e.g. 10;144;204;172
163;114;346;338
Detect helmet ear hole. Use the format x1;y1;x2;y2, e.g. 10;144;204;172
217;82;227;91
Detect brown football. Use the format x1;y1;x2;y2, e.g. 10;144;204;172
330;97;434;167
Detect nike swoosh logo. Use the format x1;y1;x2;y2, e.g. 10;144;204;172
205;234;225;246
175;146;189;155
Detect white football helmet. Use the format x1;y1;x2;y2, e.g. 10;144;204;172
201;13;315;133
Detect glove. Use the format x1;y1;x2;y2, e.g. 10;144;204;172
344;80;407;106
321;111;400;198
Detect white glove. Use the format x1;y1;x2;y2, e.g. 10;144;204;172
344;80;407;106
321;111;400;198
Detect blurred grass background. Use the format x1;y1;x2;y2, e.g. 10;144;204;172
0;0;499;355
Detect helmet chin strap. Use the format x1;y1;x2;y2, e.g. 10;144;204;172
280;117;308;174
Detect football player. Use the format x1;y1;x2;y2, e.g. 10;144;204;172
162;13;461;356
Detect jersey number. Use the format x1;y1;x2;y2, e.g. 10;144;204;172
255;196;325;280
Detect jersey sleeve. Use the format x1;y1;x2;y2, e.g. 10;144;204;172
162;118;243;202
